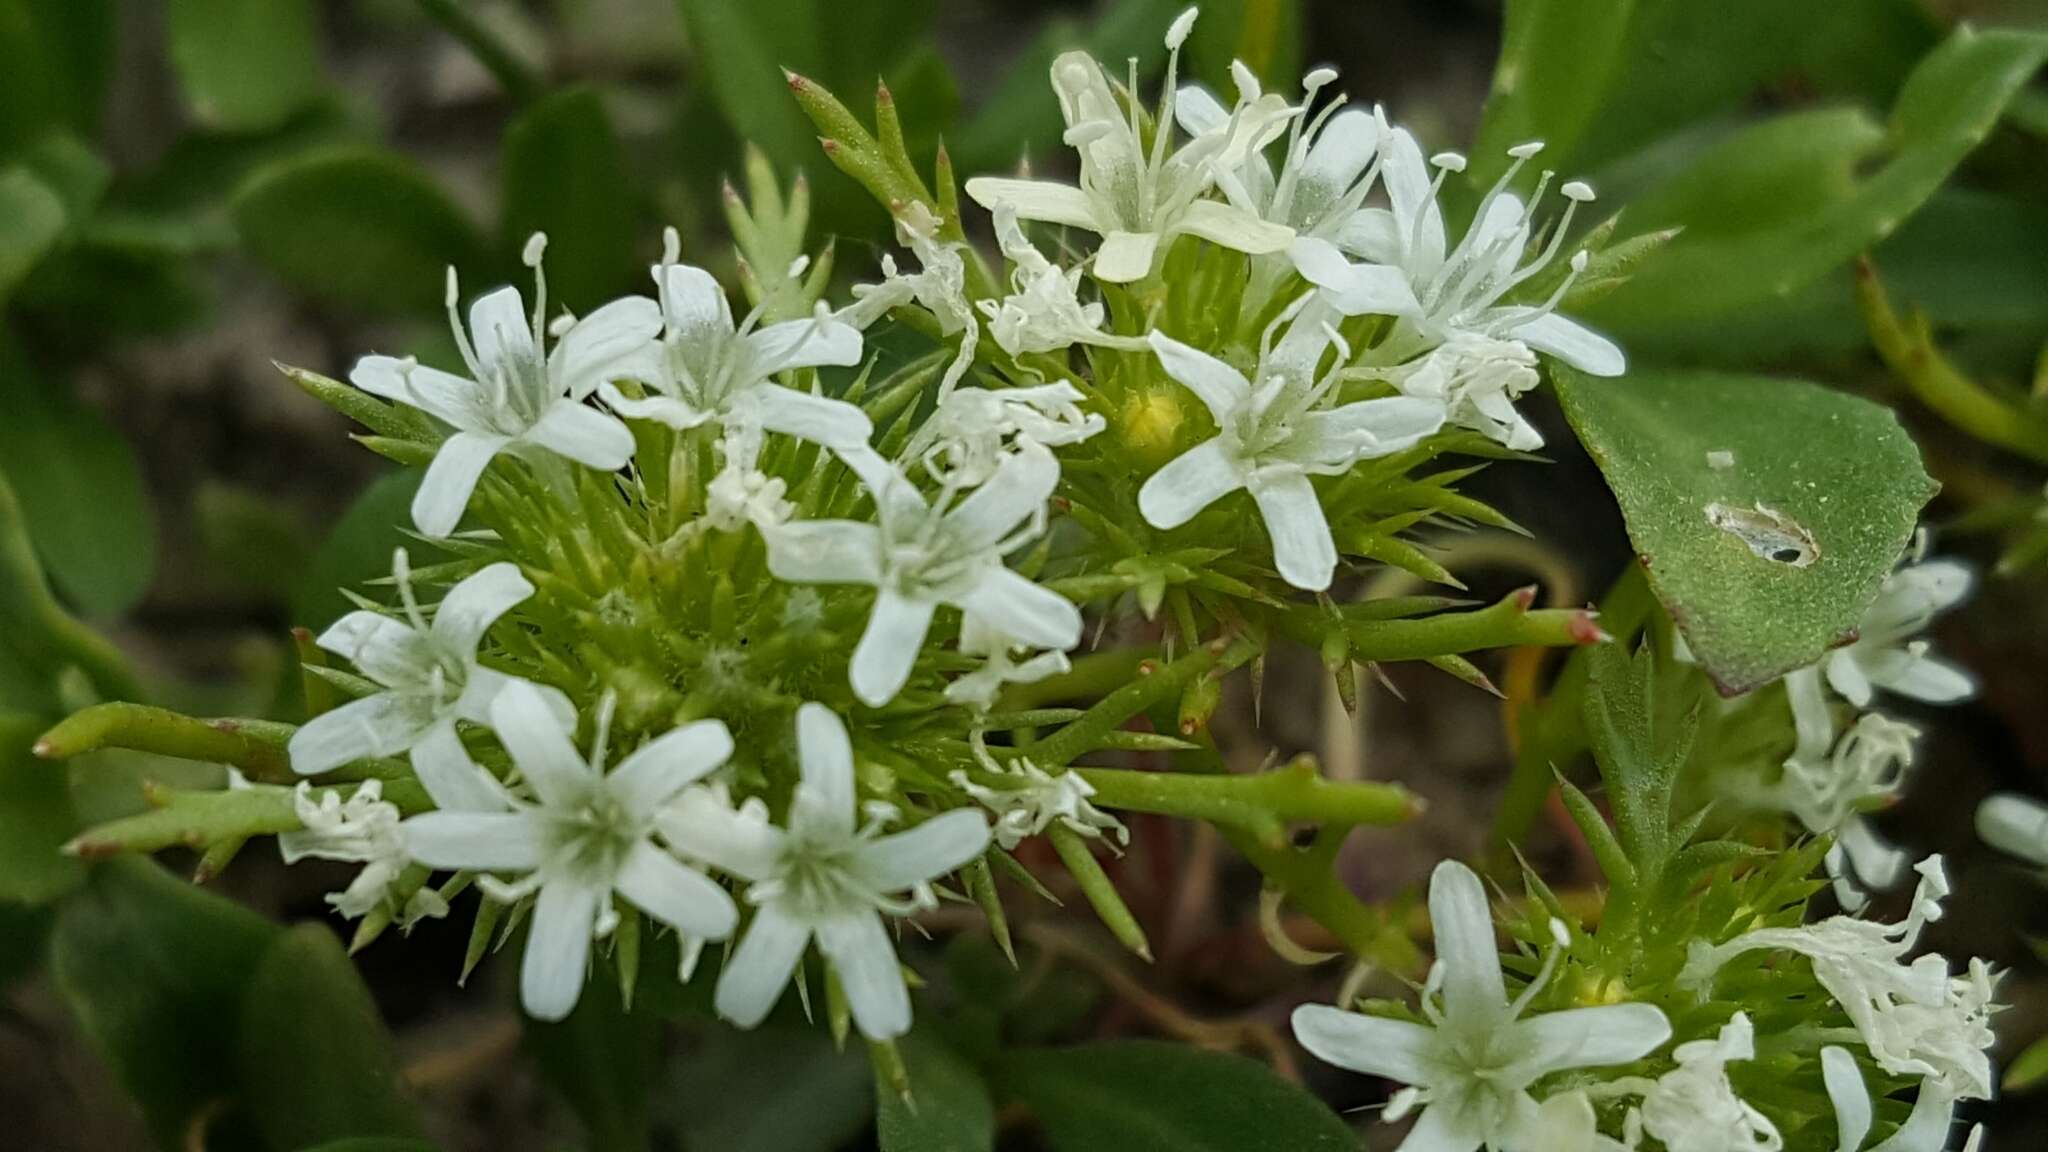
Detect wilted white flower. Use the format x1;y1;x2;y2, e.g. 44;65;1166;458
278;780;420;922
964;11;1295;283
1821;560;1974;708
600;230;869;449
288;552;572;784
904;380;1104;487
1628;1014;1781;1152
944;615;1073;712
950;754;1125;850
400;683;740;1021
842;203;979;395
1515;1091;1633;1152
1822;1045;1984;1152
1976;791;2048;868
1682;857;1999;1102
659;703;989;1040
765;440;1081;706
977;205;1145;358
1292;861;1671;1152
1375;332;1544;451
1774;668;1918;907
703;425;794;532
350;238;646;537
1139;303;1445;590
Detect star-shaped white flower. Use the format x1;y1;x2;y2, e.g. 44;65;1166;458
1378;332;1545;451
1775;668;1918;908
1138;308;1446;590
351;237;648;537
963;10;1295;283
288;551;572;786
1821;559;1974;708
903;380;1104;487
600;231;869;450
1292;861;1672;1152
764;440;1082;706
1178;66;1380;242
399;682;740;1021
658;703;990;1040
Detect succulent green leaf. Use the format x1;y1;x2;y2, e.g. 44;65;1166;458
501;86;638;313
1554;367;1936;693
166;0;325;132
0;710;82;902
876;1025;994;1152
0;166;66;301
526;970;662;1152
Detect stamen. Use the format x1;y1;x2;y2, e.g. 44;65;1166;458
392;548;427;630
444;267;486;382
1506;918;1571;1018
523;233;550;361
590;690;618;773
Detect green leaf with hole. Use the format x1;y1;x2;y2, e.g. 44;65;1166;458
501;86;638;314
1585;26;2048;338
167;0;325;132
998;1040;1354;1152
233;148;486;315
1553;367;1936;693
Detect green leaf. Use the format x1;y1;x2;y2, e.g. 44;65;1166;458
291;470;420;630
233;148;487;315
294;1140;442;1152
526;966;661;1152
0;336;155;618
49;857;281;1150
239;923;424;1149
501;86;638;314
0;709;81;902
0;165;66;301
0;469;138;710
663;1023;875;1152
1587;26;2048;336
876;1025;993;1152
167;0;325;132
998;1040;1354;1152
0;0;117;148
1553;367;1936;693
1582;641;1700;880
2006;1031;2048;1093
1473;0;1638;180
675;0;822;170
0;899;53;986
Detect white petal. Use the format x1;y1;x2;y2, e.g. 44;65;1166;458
452;667;569;729
288;693;436;776
1334;208;1401;264
468;286;536;376
1874;654;1975;704
855;810;991;892
1313;257;1422;319
1868;1081;1959;1152
1146;330;1252;423
763;520;883;586
615;841;737;939
1825;652;1877;709
490;678;595;806
316;611;430;685
410;718;515;812
350;357;491;430
962;178;1099;231
1094;229;1161;283
1172;84;1228;136
597;382;709;429
523;401;635;470
795;702;858;834
1303;397;1446;464
1299;109;1377;197
1177;200;1294;255
944;439;1058;551
430;562;533;655
1138;439;1245;529
1510;312;1626;377
714;904;810;1029
607;719;734;816
851;590;936;707
402;811;543;871
656;787;788;881
1391;1104;1484;1152
743;383;873;450
956;567;1081;652
551;295;662;399
656;263;735;341
412;431;510;538
1248;468;1337;592
816;911;912;1040
1977;792;2048;867
1380;128;1445;274
1821;1046;1872;1152
521;881;599;1021
1784;665;1836;766
1290;1005;1435;1083
1426;860;1507;1027
747;316;863;375
1509;1004;1672;1076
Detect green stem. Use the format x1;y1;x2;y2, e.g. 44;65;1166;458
35;703;406;785
1077;759;1419;836
1025;638;1252;768
65;780;431;858
0;474;140;703
1321;588;1606;664
415;0;543;105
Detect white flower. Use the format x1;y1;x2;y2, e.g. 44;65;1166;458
1632;1014;1781;1152
399;682;740;1021
1304;132;1624;376
704;425;794;532
1138;306;1446;590
1976;791;2048;868
943;614;1073;712
659;703;990;1040
279;780;417;922
977;205;1144;358
350;239;647;537
1514;1091;1632;1152
1378;332;1544;451
600;230;869;449
1682;857;1999;1102
288;551;572;783
765;440;1082;706
1773;668;1918;907
1178;67;1380;241
950;755;1125;851
842;203;980;395
1291;861;1672;1152
1821;559;1974;708
904;380;1104;487
962;11;1295;283
1822;1046;1983;1152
